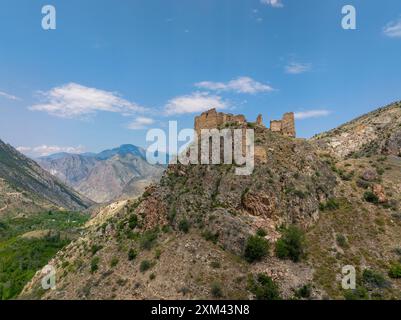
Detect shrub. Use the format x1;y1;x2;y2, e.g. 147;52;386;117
140;260;152;272
343;286;369;300
293;190;306;199
210;261;221;269
211;282;223;298
91;257;100;273
91;244;103;256
178;219;190;233
362;269;387;288
244;235;269;263
295;284;311;299
356;179;371;189
128;214;138;229
128;248;137;261
154;249;161;259
149;273;156;280
320;198;340;211
140;230;158;250
336;234;348;248
256;228;267;237
202;230;219;244
249;274;280;300
364;191;379;204
275;226;305;262
110;257;119;268
388;263;401;279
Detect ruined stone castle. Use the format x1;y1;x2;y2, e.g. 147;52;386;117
194;108;296;138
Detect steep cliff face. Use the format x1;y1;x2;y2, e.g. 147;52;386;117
0;139;93;214
312;101;401;158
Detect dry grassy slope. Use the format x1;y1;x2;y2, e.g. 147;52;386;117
307;154;401;299
312;101;401;158
21;126;337;300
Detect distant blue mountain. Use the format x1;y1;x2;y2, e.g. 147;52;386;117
95;144;146;160
39;144;147;161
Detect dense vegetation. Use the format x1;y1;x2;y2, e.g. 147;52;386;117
0;211;88;300
244;235;269;263
275;226;306;262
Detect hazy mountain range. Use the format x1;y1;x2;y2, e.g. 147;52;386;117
36;145;165;203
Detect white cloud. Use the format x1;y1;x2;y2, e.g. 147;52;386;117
294;110;331;120
17;145;85;157
383;17;401;38
164;92;228;115
29;83;146;118
0;91;20;101
195;77;274;94
261;0;283;8
285;62;312;74
127;117;155;130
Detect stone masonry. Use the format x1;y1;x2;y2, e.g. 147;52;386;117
195;109;296;138
270;112;296;138
194;108;246;135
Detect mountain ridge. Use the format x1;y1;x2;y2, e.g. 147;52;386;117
0;139;94;214
37;144;165;203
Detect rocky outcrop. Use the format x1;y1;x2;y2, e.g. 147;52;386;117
312;101;401;158
373;184;387;203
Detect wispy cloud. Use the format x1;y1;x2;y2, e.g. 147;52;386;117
0;91;21;101
17;145;85;157
383;17;401;38
164;92;228;115
127;117;155;130
285;62;312;74
195;77;274;94
29;83;146;119
294;110;331;120
261;0;284;8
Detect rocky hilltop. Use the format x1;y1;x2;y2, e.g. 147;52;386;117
313;101;401;158
0;139;93;215
37;145;165;203
21;103;401;300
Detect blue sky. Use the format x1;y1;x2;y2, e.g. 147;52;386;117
0;0;400;156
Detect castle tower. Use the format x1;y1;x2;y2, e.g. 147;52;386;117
256;114;264;126
281;112;296;138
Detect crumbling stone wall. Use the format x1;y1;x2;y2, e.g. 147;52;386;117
194;108;246;135
269;113;296;138
270;120;282;133
194;108;296;138
281;112;296;137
